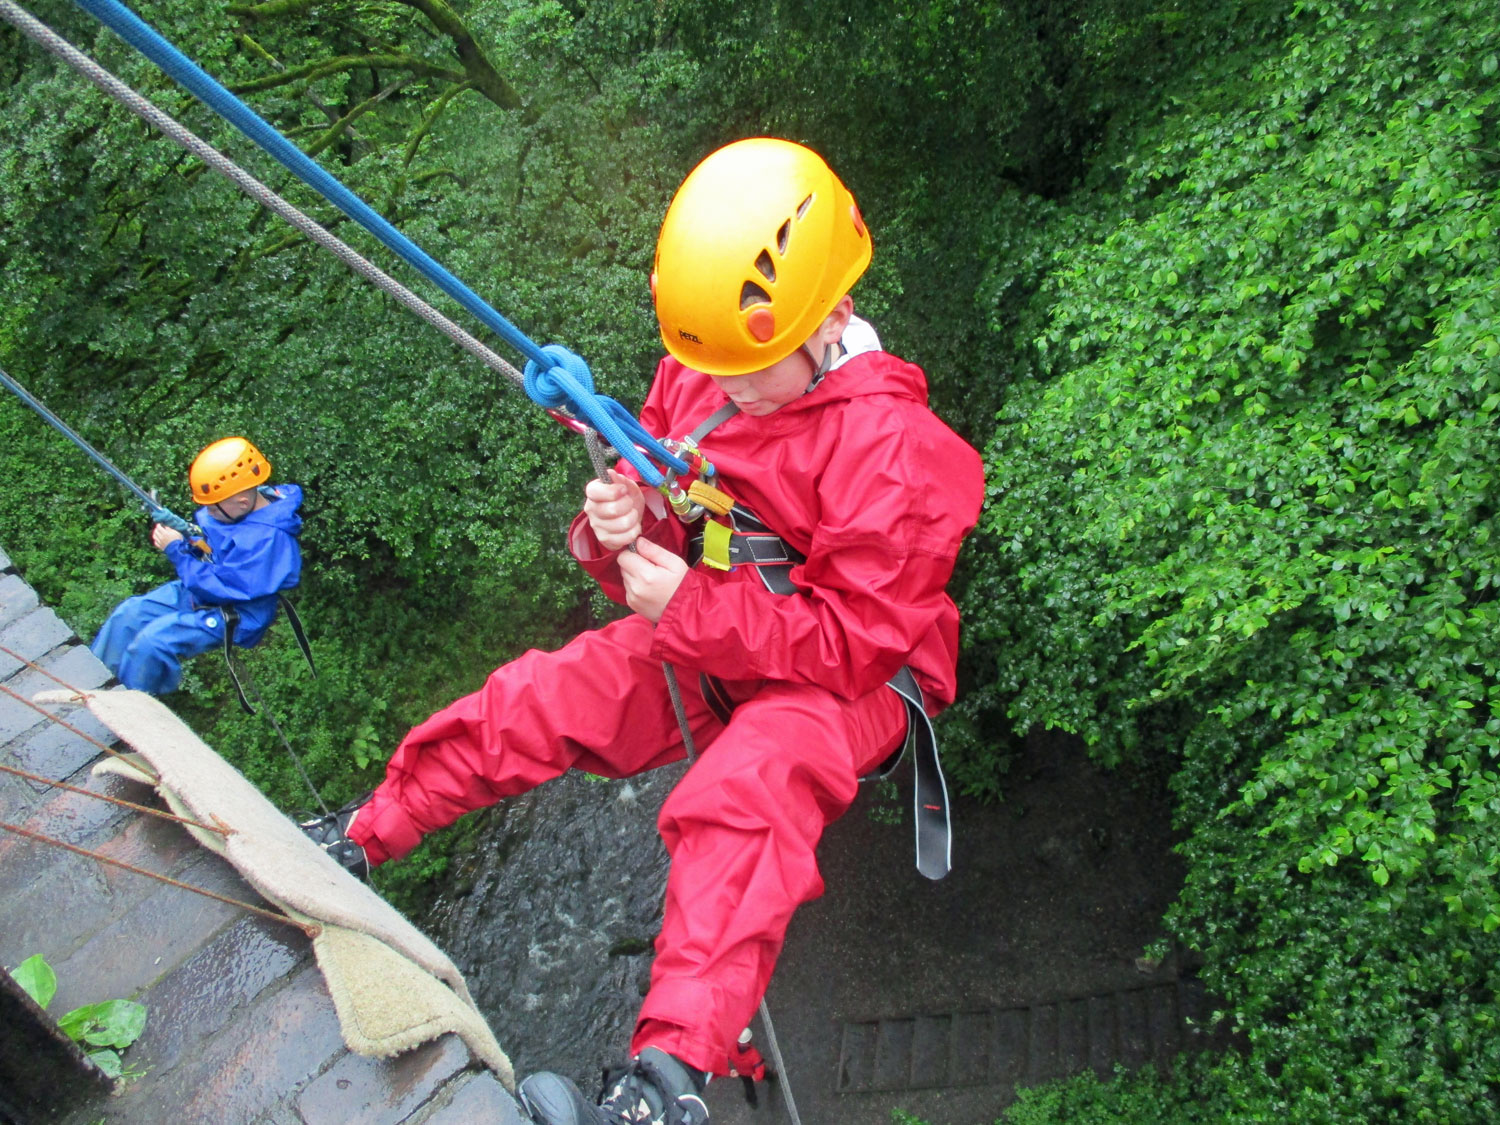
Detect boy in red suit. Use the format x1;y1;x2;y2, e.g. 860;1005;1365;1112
306;138;985;1125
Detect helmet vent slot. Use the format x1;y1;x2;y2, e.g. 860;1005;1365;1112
740;280;772;310
796;194;813;220
777;219;791;255
754;250;776;283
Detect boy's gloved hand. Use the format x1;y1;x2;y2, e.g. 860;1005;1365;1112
618;535;688;623
584;469;647;551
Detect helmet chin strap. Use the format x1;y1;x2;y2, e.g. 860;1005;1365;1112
801;340;840;395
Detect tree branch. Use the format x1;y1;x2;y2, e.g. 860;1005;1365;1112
226;0;322;19
403;78;476;166
228;52;464;94
305;77;412;158
393;0;525;111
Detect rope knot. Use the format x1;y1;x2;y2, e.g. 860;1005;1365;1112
523;344;594;411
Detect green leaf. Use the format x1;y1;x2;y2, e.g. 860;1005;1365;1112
59;999;148;1050
87;1048;123;1079
9;954;56;1010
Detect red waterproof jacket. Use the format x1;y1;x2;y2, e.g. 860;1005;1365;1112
570;345;986;710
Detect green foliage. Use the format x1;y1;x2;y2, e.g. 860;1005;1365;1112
867;778;904;826
8;0;1500;1117
999;1058;1239;1124
9;953;149;1079
963;0;1500;1119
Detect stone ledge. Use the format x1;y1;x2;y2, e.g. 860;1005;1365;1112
0;549;524;1124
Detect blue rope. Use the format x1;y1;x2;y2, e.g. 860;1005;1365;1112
71;0;688;486
522;347;688;485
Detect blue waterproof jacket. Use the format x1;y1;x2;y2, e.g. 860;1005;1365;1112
161;483;304;645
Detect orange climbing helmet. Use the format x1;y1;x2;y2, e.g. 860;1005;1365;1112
651;137;872;377
189;437;271;505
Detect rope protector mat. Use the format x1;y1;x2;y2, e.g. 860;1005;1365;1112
32;687;514;1088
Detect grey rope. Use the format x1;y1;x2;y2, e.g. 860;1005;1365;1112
224;644;331;817
758;996;803;1125
585;438;801;1122
0;0;526;395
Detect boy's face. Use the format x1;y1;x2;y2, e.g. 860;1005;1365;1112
710;348;818;416
708;295;855;416
208;486;262;523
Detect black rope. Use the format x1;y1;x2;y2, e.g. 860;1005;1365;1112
223;644;329;817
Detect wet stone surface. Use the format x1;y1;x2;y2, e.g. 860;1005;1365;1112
428;767;681;1089
1;557;522;1125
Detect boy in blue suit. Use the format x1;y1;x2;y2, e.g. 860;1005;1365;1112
91;437;303;694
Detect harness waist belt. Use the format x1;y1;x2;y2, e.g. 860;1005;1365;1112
686;528;802;569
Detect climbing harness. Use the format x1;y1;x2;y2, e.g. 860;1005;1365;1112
218;594;317;714
276;595;317;677
0;366;198;540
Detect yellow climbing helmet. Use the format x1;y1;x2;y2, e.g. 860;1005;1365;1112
189;437;271;505
652;137;872;377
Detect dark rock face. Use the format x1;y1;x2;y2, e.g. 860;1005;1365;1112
427;728;1203;1125
428;766;684;1091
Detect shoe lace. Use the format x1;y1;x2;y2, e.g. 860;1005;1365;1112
597;1057;703;1125
299;805;370;879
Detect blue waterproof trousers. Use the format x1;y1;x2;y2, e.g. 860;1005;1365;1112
89;581;228;695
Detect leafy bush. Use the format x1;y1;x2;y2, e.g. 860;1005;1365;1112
964;0;1500;1119
1000;1058;1242;1124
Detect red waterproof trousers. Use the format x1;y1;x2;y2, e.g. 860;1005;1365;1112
350;612;906;1074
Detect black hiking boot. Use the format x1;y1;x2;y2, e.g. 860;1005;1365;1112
299;793;371;881
519;1046;710;1125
